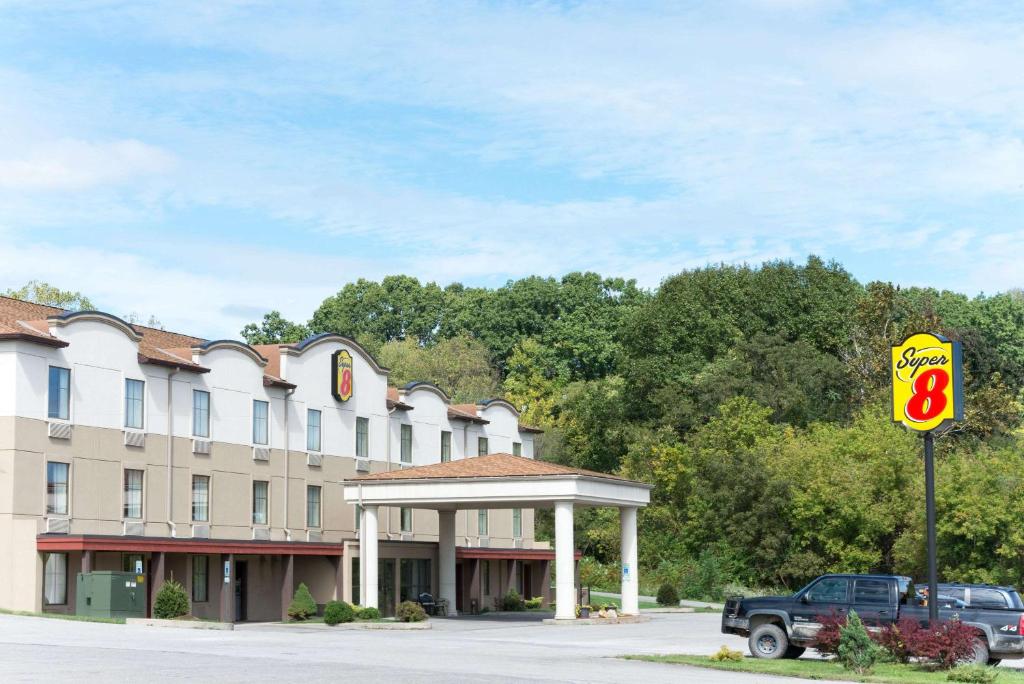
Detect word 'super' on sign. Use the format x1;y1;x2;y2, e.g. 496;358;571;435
891;333;964;433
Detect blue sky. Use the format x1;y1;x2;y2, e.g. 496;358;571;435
1;1;1022;338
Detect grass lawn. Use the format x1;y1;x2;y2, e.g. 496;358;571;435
623;654;1024;683
591;595;660;611
0;608;125;625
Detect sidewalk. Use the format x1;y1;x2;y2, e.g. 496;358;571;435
590;590;725;611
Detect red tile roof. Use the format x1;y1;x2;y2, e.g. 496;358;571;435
448;403;488;423
351;452;631;482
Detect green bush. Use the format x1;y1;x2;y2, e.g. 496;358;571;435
524;596;543;609
709;645;744;662
947;665;999;683
656;583;679;606
153;579;189;619
837;610;882;674
323;600;355;625
501;589;525;611
578;557;619;592
287;583;317;621
357;606;381;620
396;600;428;622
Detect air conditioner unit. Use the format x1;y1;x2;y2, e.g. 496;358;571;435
478;536;490;548
307;530;322;542
355;459;370;473
123;521;145;536
45;517;70;534
47;422;72;440
400;533;413;541
252;447;270;461
307;452;322;467
123;431;145;448
192;524;210;539
192;439;211;455
252;527;271;541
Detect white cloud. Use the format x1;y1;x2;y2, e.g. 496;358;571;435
0;138;175;190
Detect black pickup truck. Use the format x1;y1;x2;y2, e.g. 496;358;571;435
722;574;1024;665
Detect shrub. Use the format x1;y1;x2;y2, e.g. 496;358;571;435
709;645;744;662
287;583;317;621
813;611;847;656
837;610;882;674
153;580;189;619
502;589;525;611
323;600;355;625
947;664;999;683
656;583;679;607
874;618;921;664
357;606;381;620
397;600;428;622
524;597;543;609
904;619;979;670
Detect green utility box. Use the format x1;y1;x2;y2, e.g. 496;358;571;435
75;571;147;619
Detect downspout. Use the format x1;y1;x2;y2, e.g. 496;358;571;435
283;387;296;541
166;367;180;537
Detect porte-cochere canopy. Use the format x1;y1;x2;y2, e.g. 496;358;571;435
343;453;652;620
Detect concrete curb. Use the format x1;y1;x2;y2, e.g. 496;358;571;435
277;620;431;630
126;618;234;630
543;615;651;626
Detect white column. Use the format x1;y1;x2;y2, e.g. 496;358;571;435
363;505;379;609
620;506;639;615
554;500;575;620
358;506;366;604
439;510;457;616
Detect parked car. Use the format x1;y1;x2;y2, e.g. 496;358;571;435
937;583;1024;611
722;573;1024;665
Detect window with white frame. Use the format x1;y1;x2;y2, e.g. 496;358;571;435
356;417;369;458
307;409;321;452
307;485;321;528
123;469;143;519
192;555;208;602
252;480;268;525
47;366;70;420
124;378;144;429
43;553;67;605
400;424;412;463
192;475;210;522
512;508;522;538
355;503;362;531
192;390;210;438
478;436;488;456
478;509;489;536
441;430;451;462
400;507;412;533
252;400;269;445
512;442;522;457
46;461;69;515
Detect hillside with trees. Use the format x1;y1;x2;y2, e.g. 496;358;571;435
242;258;1023;597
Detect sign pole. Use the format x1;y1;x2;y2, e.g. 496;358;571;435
924;430;938;625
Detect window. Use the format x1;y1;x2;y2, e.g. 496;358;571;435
512;508;522;538
478;509;489;536
400;559;431;602
307;485;321;528
252;400;269;445
252;480;268;525
123;553;144;573
400;424;412;464
970;588;1008;609
478;437;488;456
356;417;369;458
854;579;890;604
47;366;70;420
355;504;362;531
482;560;491;595
191;475;210;522
192;555;209;603
307;409;321;452
807;577;849;603
192;390;210;438
400;507;412;533
123;469;143;519
124;378;144;429
441;431;451;463
43;553;67;605
512;442;522;457
46;461;69;515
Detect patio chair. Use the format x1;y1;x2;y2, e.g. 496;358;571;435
417;592;437;616
436;597;449;617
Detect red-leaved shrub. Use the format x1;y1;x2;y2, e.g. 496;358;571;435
902;619;978;669
874;618;921;664
813;612;847;656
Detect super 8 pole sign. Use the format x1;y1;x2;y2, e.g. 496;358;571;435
891;333;964;433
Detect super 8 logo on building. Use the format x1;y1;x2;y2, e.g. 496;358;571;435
332;349;354;402
891;333;963;433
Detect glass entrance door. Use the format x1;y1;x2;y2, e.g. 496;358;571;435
379;559;396;617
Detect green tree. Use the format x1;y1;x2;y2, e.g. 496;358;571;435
240;311;309;345
309;276;445;344
376;334;498;403
4;280;93;310
152;580;189;619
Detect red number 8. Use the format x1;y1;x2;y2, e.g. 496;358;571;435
906;368;948;422
340;369;352;397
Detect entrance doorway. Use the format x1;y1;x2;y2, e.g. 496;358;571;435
523;564;533;600
234;561;248;621
379;559;395;617
455;563;463;612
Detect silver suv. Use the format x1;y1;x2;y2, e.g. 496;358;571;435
938;583;1024;610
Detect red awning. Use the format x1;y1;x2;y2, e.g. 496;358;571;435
37;535;342;557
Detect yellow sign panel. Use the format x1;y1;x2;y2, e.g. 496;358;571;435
891;333;963;433
332;349;353;402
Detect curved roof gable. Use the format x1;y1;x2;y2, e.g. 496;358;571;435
477;398;520;416
401;381;451;403
284;332;389;375
48;310;143;343
193;340;268;367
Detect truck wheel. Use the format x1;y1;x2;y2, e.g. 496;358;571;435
987;659;1001;667
749;624;789;660
783;646;806;659
969;638;990;666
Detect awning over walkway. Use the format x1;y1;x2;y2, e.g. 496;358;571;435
343;453;652;621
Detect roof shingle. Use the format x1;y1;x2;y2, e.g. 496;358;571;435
351;452;630;482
